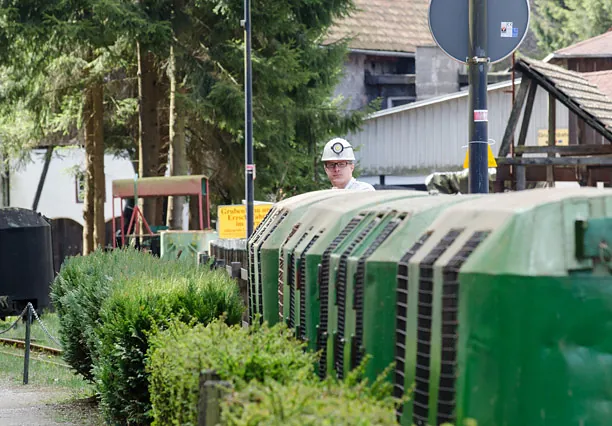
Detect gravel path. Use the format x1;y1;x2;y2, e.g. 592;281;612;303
0;383;101;426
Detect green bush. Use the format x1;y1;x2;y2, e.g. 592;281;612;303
95;269;244;425
50;248;158;380
220;368;399;425
50;248;245;425
147;319;318;426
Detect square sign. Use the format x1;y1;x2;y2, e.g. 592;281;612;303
501;22;513;37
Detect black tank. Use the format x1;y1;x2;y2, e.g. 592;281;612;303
0;208;54;316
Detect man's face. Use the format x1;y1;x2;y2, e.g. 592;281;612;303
324;161;354;188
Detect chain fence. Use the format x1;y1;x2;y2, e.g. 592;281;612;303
30;303;62;347
0;302;64;384
0;305;29;336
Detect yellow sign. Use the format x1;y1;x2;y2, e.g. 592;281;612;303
537;128;568;146
463;144;498;169
217;204;273;239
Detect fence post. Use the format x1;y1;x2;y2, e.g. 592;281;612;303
198;370;231;426
23;303;32;385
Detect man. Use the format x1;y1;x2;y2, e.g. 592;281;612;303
321;138;375;191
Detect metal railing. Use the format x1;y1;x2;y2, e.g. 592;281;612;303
0;302;63;384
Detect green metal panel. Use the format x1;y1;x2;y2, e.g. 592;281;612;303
320;210;387;377
351;195;483;388
256;190;352;323
159;230;219;265
453;188;612;426
377;187;612;426
248;189;339;323
335;210;401;379
277;191;430;343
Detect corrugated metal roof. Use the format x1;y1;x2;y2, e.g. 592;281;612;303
516;57;612;130
347;78;569;176
323;0;434;53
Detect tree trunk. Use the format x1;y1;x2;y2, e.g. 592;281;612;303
166;44;188;230
92;82;106;249
156;71;170;228
188;149;203;230
137;42;160;233
82;87;95;255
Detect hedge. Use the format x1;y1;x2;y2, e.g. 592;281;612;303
220;358;401;425
50;248;157;380
50;248;245;425
147;318;318;426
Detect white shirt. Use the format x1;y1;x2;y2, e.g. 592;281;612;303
333;178;375;191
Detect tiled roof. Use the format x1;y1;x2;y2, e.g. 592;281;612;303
323;0;435;54
516;57;612;133
583;70;612;101
549;30;612;58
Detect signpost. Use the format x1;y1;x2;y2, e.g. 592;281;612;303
429;0;530;193
243;0;255;238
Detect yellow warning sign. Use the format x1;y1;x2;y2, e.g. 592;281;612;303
537;128;568;146
217;204;273;239
463;145;498;169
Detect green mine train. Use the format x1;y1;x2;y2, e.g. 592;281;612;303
240;187;612;426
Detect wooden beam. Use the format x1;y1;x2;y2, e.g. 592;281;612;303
499;79;532;157
516;166;526;190
32;146;54;211
514;144;612;155
497;164;612;182
517;61;612;143
517;82;538;148
547;93;556;185
498;157;612;166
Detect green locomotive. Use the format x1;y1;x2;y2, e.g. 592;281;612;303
222;187;612;426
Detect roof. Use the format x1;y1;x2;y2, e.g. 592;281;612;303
544;29;612;61
515;57;612;133
112;176;209;198
323;0;434;54
582;70;612;101
367;79;519;119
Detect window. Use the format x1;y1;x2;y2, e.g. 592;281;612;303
75;172;85;204
387;96;415;109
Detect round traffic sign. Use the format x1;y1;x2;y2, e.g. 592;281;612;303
429;0;530;64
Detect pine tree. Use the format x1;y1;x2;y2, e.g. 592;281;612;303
532;0;612;53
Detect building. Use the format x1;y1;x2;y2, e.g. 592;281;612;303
323;0;465;111
1;146;134;225
346;76;570;187
544;29;612;145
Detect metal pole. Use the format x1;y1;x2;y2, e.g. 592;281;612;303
23;304;32;385
243;0;255;238
468;0;489;193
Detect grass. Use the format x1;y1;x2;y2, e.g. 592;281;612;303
0;311;63;350
0;311;103;425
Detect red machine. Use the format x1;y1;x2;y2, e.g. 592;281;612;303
111;175;211;248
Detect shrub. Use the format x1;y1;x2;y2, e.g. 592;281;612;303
50;248;159;380
147;318;318;426
95;270;244;425
220;369;399;425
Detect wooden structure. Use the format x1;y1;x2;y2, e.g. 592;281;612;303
496;57;612;190
111;175;211;247
544;30;612;146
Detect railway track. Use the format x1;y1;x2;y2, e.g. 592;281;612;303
0;337;63;356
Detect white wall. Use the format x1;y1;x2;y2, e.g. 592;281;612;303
9;147;135;225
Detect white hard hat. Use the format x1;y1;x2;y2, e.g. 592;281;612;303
321;137;355;162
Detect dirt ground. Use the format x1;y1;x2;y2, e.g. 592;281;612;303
0;383;102;426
